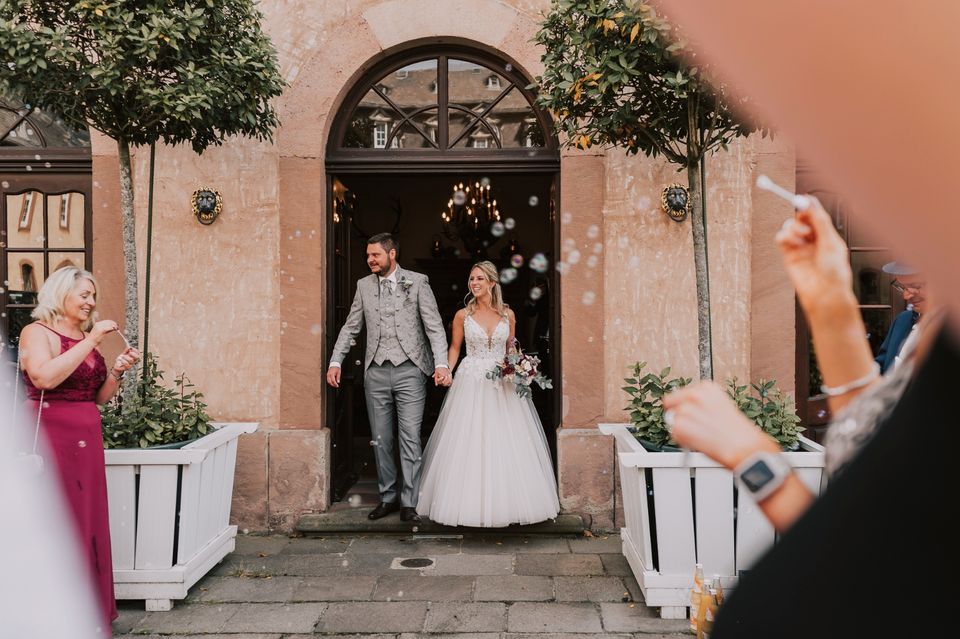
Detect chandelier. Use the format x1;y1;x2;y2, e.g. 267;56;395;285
440;179;502;258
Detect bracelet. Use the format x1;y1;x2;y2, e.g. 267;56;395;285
820;362;880;397
111;369;125;381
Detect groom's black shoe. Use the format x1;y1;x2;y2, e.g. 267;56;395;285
368;501;400;520
400;507;422;523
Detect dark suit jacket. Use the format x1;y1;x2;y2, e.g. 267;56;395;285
874;309;919;373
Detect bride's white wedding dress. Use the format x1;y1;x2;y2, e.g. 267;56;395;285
417;314;560;527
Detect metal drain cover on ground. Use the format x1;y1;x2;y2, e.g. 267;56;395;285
391;557;435;569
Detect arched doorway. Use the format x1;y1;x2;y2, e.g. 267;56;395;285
325;43;561;503
1;96;92;349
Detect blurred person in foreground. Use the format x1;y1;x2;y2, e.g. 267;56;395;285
17;266;140;632
662;197;949;637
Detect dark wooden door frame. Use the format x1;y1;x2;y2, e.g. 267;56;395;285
323;41;563;502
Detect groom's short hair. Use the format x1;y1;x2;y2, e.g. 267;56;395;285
368;233;398;255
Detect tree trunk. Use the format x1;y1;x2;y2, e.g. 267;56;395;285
117;138;140;402
687;158;714;380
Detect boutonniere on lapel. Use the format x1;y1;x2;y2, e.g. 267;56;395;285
398;276;414;294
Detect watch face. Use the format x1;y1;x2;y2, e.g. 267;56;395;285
740;460;775;492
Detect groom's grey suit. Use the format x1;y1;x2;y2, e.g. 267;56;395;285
330;266;448;507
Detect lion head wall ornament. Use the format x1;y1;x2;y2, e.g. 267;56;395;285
192;188;223;225
661;183;689;222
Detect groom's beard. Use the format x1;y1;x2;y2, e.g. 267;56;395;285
370;256;394;275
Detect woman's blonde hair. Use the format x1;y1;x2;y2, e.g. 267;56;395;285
31;266;100;331
465;261;508;317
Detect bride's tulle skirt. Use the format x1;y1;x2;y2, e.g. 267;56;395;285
417;357;560;527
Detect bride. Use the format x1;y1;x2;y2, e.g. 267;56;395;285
417;261;560;527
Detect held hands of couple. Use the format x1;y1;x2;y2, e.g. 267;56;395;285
433;368;452;387
663;381;779;470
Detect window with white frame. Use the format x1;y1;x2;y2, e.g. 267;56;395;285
373;122;388;148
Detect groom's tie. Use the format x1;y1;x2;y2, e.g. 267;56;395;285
382;279;394;297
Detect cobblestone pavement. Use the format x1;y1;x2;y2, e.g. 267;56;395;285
112;532;689;638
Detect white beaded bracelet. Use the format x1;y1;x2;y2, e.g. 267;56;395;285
820;362;880;397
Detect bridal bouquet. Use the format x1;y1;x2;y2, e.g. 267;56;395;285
486;342;553;399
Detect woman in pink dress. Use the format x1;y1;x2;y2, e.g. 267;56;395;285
18;267;140;634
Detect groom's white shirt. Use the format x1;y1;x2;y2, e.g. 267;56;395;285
329;265;447;369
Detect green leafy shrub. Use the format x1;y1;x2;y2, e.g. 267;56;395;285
726;379;804;450
623;363;803;451
622;362;692;449
101;353;211;449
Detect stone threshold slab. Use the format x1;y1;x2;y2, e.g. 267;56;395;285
296;511;586;536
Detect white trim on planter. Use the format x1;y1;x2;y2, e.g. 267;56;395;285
104;422;258;611
600;423;826;619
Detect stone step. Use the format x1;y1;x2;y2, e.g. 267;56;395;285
296;510;587;535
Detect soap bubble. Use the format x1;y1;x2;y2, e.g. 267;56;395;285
529;253;549;273
1;181;8;188
355;359;362;366
78;440;87;448
587;224;599;239
44;162;51;168
499;267;518;284
510;254;524;268
453;190;467;206
25;165;32;172
528;195;539;207
592;243;603;254
480;177;491;187
567;250;581;265
490;221;505;237
529;286;543;300
310;324;322;335
349;338;357;346
628;256;641;268
348;494;362;507
504;63;513;72
562;211;572;224
451;284;458;291
582;291;596;305
504;217;516;230
556;262;570;275
563;238;575;251
586;255;598;268
34;154;41;161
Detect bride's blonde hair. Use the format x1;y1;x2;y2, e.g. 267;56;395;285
465;261;508;317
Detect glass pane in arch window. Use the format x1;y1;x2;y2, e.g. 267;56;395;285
344;60;438;149
1;97;90;147
5;191;44;249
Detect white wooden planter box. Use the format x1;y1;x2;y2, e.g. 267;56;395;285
599;423;826;619
104;422;258;611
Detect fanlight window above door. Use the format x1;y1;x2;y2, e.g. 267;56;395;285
335;53;554;153
1;97;90;148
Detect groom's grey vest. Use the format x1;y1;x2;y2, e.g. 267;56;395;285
373;280;409;367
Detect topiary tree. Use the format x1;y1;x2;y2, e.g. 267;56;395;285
0;0;285;395
533;0;765;380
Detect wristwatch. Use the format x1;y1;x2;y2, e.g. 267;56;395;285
734;451;793;503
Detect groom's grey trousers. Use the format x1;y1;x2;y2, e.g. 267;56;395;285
364;361;426;507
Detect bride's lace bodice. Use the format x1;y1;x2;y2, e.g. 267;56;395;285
457;314;509;380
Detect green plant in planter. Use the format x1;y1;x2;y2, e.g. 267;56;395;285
100;353;211;449
726;379;804;450
622;362;692;449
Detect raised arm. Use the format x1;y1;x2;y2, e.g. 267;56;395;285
448;310;466;370
20;321;113;390
777;197;879;413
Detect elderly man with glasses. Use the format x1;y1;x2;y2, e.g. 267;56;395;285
874;261;926;373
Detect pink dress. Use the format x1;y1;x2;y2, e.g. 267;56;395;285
23;324;117;630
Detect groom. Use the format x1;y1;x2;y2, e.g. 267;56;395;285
326;233;450;522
